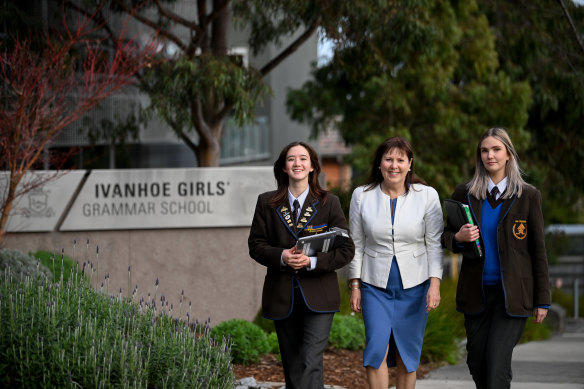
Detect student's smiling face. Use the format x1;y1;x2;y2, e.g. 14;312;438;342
480;136;510;181
283;145;314;184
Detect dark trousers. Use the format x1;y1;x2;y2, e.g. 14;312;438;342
274;286;334;389
464;284;527;389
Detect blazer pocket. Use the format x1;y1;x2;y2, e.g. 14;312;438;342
413;247;426;257
364;247;379;258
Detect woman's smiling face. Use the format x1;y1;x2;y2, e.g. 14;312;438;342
379;148;411;187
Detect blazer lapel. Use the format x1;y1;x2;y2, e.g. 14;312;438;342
498;195;517;224
296;194;319;235
277;203;298;239
467;193;483;226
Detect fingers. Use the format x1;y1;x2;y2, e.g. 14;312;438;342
350;290;361;313
426;293;440;312
456;224;480;243
282;247;308;268
533;308;548;324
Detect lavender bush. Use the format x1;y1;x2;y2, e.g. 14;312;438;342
0;248;234;388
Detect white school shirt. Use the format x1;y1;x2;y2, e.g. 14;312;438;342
488;177;508;200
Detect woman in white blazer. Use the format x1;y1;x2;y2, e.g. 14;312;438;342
347;137;443;389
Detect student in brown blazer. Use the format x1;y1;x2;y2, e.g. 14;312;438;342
442;128;550;389
248;141;355;389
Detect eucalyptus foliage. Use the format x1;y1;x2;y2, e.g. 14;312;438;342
287;0;584;222
478;0;584;223
287;0;532;200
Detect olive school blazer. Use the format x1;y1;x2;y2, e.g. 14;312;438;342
248;190;355;320
441;183;551;316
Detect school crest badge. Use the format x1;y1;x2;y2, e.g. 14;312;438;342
512;220;527;240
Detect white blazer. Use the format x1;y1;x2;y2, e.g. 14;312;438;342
346;183;444;289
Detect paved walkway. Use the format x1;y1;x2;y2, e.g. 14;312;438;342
236;318;584;389
417;317;584;389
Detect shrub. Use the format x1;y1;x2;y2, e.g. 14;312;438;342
520;319;551;344
32;250;82;284
552;287;584;318
0;248;52;282
267;331;280;355
210;319;270;365
0;250;234;388
252;308;276;333
329;314;365;350
337;276;353;315
422;278;465;365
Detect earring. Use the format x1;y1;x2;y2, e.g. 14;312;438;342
409;169;411;171
378;166;381;169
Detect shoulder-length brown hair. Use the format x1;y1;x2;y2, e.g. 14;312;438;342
364;137;427;193
269;141;328;207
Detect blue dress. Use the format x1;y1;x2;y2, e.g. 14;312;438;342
360;198;429;372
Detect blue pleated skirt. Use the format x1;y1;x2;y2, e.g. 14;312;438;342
361;257;429;373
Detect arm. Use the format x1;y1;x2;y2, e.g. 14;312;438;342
347;188;364;313
248;195;288;269
528;188;551;316
346;187;364;280
312;195;355;273
426;187;444;280
441;185;480;255
425;188;444;311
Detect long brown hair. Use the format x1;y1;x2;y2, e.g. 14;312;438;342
269;141;328;207
364;137;427;194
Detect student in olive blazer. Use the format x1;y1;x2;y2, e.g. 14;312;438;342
248;141;354;389
442;128;550;389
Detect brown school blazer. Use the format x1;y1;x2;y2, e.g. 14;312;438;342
442;183;550;317
248;191;355;320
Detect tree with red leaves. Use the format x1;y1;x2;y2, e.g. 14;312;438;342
0;8;155;244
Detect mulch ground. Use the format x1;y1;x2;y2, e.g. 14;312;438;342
233;347;441;388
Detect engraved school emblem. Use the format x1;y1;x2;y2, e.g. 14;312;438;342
512;220;527;240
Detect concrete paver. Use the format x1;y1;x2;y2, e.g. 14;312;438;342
237;318;584;388
418;319;584;389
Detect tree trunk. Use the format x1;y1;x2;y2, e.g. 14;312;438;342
197;134;221;166
0;174;18;246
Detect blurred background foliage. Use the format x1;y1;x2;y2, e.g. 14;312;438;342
287;0;584;224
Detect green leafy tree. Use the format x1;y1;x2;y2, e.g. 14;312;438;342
287;0;532;200
478;0;584;223
69;0;393;166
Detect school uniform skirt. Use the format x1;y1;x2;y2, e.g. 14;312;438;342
361;257;429;373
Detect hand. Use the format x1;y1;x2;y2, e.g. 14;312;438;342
282;246;310;270
426;277;441;312
533;307;548;324
455;224;480;243
350;288;361;313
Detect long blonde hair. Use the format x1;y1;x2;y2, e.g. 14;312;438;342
468;128;527;200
